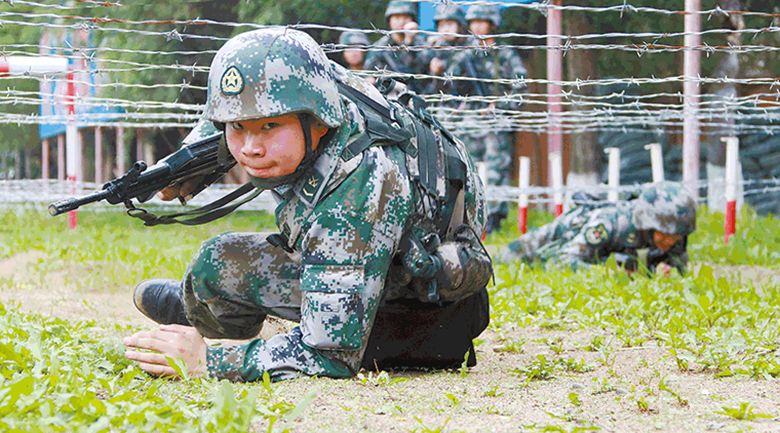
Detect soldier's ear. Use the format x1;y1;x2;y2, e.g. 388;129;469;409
312;120;330;140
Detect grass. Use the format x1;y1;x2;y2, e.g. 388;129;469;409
0;303;312;433
0;208;276;289
0;205;778;432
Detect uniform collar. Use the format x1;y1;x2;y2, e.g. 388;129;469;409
290;98;358;208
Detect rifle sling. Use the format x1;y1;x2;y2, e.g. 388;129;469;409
124;182;261;226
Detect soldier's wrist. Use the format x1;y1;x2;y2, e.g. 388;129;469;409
206;345;247;381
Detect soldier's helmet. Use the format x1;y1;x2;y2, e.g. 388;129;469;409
385;0;418;21
204;28;343;128
632;182;697;236
434;4;467;29
465;4;502;28
338;31;370;47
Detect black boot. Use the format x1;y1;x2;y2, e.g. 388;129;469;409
133;279;190;326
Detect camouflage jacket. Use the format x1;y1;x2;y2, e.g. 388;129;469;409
446;44;527;109
206;67;486;381
364;33;428;93
419;36;476;97
505;202;689;273
441;44;526;136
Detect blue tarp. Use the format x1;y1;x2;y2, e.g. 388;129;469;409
419;0;539;31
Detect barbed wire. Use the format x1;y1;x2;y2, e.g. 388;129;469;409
3;10;780;45
1;178;777;210
6;0;780;20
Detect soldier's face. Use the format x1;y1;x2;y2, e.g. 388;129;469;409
469;20;493;36
388;14;414;31
343;48;365;67
437;20;461;41
225;114;328;179
653;231;682;252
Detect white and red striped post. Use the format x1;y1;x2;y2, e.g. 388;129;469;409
605;147;620;202
644;143;665;182
517;156;530;234
65;70;80;230
550;152;564;216
723;136;739;243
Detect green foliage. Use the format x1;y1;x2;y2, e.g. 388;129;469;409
0;209;275;288
0;302;308;432
689;207;780;267
716;402;775;421
491;257;780;379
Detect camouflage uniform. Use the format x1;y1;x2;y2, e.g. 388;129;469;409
444;5;527;230
180;29;488;382
502;182;696;273
364;1;428;93
419;4;472;96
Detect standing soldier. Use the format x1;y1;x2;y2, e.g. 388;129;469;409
122;29;492;382
338;31;370;71
364;0;427;93
446;5;527;233
501;182;696;275
421;3;471;96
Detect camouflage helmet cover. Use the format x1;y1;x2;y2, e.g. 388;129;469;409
632;181;697;236
385;0;418;20
338;31;370;46
434;4;467;28
465;5;502;28
204;28;343;128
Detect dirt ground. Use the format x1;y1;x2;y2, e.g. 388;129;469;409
1;252;778;433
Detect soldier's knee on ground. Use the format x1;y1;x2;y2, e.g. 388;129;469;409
184;233;267;340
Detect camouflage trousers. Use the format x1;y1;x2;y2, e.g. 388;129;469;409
181;231;367;380
461;130;514;222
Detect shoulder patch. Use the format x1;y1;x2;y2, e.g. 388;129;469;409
584;223;608;246
220;66;244;95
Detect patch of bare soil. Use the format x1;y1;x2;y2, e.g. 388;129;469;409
0;251;290;339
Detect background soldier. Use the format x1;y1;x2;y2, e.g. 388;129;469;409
338;31;370;71
446;5;527;233
420;4;471;96
501;182;696;275
123;29;492;382
364;0;427;93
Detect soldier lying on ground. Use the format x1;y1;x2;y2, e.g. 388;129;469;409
122;29;493;382
500;182;696;275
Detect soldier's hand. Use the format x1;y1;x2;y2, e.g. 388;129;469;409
403;21;418;45
124;324;208;379
430;58;446;76
656;262;673;277
157;176;204;202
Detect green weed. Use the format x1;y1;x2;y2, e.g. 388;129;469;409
716;402;775;421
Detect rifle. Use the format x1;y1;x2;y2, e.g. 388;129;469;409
48;132;253;226
462;55;486;98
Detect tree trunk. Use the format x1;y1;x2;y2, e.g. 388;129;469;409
564;13;600;187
